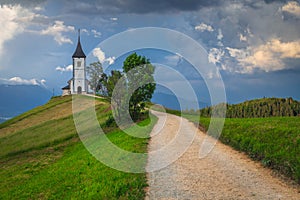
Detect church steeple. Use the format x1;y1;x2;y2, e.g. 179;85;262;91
72;29;86;58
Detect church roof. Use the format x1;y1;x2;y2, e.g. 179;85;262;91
72;30;86;58
62;85;70;90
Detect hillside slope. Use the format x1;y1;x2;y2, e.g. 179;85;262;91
0;95;156;199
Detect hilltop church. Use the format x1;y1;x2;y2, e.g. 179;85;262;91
62;30;89;96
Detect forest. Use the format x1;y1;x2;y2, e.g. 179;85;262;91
200;97;300;118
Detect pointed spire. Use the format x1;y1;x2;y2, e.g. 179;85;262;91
72;29;86;58
78;28;80;41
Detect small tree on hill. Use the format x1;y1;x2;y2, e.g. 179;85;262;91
107;70;125;121
98;73;108;95
86;61;103;94
107;70;123;97
123;53;156;120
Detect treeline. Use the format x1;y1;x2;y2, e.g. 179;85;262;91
200;97;300;118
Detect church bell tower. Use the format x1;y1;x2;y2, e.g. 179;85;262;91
71;29;88;94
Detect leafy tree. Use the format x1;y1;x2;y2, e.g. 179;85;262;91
86;61;103;94
123;53;156;120
106;70;125;121
107;70;122;97
97;73;108;95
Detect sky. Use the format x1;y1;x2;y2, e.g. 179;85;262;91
0;0;299;105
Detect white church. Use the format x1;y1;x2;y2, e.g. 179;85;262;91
62;30;89;96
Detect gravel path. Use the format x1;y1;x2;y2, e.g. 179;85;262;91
146;111;300;200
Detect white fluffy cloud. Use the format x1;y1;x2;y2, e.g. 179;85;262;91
93;48;115;65
282;1;300;17
0;77;46;86
226;38;300;73
91;29;102;38
208;48;224;65
41;21;75;45
56;65;73;72
106;57;115;65
195;23;214;32
0;4;36;55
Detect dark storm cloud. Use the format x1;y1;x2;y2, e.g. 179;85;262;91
63;0;222;14
264;0;287;4
0;0;45;7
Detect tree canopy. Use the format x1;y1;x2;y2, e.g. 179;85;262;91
122;53;156;120
87;53;156;122
200;97;300;118
86;61;103;94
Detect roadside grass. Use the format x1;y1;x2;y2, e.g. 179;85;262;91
0;96;157;199
167;110;300;184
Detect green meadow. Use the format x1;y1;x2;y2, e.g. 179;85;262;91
0;96;156;199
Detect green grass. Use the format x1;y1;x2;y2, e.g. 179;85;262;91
0;96;157;199
169;110;300;184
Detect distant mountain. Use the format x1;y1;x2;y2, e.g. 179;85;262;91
0;85;52;123
151;92;209;110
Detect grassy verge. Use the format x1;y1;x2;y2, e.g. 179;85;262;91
1;96;157;199
167;109;300;184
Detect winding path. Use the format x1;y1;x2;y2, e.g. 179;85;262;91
146;111;300;200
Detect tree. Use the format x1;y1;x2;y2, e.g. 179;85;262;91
107;70;125;122
123;53;156;120
107;70;122;97
86;61;103;94
97;73;108;95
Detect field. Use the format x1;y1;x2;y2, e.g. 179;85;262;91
0;96;156;199
169;110;300;184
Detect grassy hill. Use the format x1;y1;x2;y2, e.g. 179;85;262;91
0;95;156;199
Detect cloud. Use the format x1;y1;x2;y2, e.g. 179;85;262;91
0;77;46;86
81;28;89;34
239;33;247;42
33;6;44;11
91;29;101;38
195;23;214;32
63;0;221;14
282;1;300;17
164;53;182;66
56;65;73;72
226;38;300;73
217;29;223;40
0;4;37;55
106;57;116;65
92;48;115;65
208;48;224;65
93;48;105;63
226;47;248;59
41;21;75;45
40;79;46;86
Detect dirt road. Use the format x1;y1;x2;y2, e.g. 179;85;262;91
146;111;300;200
